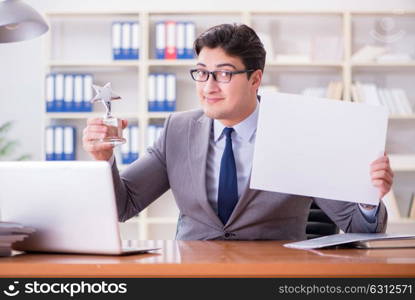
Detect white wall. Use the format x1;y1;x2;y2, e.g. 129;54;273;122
1;0;415;160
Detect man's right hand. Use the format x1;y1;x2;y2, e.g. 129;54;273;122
82;118;128;161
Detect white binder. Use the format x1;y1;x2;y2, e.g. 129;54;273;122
64;74;74;112
156;73;166;111
45;74;55;112
176;21;186;59
121;126;130;164
131;22;139;59
166;73;176;111
147;124;156;148
54;126;64;160
148;73;157;111
112;22;122;59
63;126;75;160
55;74;64;111
83;74;93;111
185;22;195;58
155;22;166;59
74;74;83;111
130;125;139;161
121;22;131;59
45;126;54;160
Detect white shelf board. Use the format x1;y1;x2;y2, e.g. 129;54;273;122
45;112;139;119
352;62;415;68
48;61;139;68
389;155;415;171
147;112;172;119
267;61;344;67
389;115;415;120
148;59;197;67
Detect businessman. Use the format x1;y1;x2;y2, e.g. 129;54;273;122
83;24;393;240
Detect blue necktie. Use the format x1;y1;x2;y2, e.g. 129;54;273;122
217;127;238;225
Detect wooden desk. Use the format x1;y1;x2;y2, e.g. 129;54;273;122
0;241;414;277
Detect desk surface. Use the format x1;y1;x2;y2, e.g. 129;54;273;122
1;241;414;277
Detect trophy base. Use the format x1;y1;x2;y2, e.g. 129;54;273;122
93;137;126;146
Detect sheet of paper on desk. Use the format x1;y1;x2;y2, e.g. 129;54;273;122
250;92;388;205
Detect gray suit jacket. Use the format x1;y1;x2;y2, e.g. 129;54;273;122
112;109;387;240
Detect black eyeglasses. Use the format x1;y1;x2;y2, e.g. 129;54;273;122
189;69;254;83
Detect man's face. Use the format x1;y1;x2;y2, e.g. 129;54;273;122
194;47;261;125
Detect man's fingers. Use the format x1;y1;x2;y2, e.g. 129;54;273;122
121;119;128;129
371;170;393;185
371;155;389;165
86;118;104;126
83;143;114;153
84;131;108;141
84;125;108;134
370;162;393;174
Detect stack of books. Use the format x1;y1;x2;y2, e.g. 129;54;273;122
301;81;343;100
0;222;35;257
351;82;414;115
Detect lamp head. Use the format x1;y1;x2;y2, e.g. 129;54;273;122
0;0;49;43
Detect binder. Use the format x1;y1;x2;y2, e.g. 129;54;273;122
74;74;83;112
147;124;156;148
63;126;76;160
45;126;54;161
112;22;122;60
165;21;176;59
156;73;166;111
55;74;65;112
176;21;186;59
155;22;166;59
121;22;131;59
54;126;64;161
131;22;139;59
185;22;195;58
64;74;74;112
130;125;139;162
121;126;130;164
165;73;176;111
45;74;55;112
155;125;163;141
148;74;157;112
83;74;93;112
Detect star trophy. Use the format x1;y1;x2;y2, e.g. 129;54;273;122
90;82;126;146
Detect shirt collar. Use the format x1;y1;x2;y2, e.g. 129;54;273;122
213;102;259;143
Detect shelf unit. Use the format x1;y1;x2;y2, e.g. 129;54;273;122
42;10;415;239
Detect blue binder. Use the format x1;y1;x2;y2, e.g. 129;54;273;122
54;74;65;112
155;21;166;59
45;74;55;112
63;126;76;160
112;22;122;60
165;73;176;111
176;21;186;59
185;22;195;59
82;74;93;112
45;126;55;160
130;22;139;60
63;74;74;112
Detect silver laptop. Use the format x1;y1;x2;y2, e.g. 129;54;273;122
0;161;160;255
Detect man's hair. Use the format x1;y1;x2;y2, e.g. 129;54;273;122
193;23;266;78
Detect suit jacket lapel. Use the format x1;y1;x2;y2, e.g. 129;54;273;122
188;114;223;228
225;171;260;227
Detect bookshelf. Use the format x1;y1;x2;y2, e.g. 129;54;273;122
42;10;415;238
